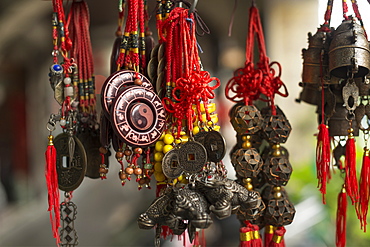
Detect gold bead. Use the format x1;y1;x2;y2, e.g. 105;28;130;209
242;141;252;149
273;186;281;192
243;178;252;184
273;192;282;199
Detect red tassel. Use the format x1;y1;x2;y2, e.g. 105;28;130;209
264;225;275;247
357;148;370;232
193;231;200;246
345;136;359;205
268;226;286;247
316;124;331;203
336;186;347;247
45;135;60;246
251;224;263;247
160;225;173;240
199;229;206;247
240;221;253;247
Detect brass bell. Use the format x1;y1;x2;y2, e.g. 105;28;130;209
328;18;370;78
327;103;359;136
299;29;330;105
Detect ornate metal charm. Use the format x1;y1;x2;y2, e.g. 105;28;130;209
161;148;183;179
101;70;154;116
194;171;263;220
232;148;263;178
60;199;78;247
54;133;87;192
262;185;295;226
111;86;166;147
200;130;226;162
261;111;291;144
178;141;207;173
342;79;359;112
262;154;292;187
230;104;263;135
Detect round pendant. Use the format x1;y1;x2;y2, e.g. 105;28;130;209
162;149;183;179
54;133;87;191
111;86;166;147
203;131;226;162
101;70;154;116
178;141;207;173
77;130;107;179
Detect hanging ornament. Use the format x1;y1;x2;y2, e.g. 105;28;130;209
298;0;370;244
226;3;294;247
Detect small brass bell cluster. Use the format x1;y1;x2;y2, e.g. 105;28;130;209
298;17;370;137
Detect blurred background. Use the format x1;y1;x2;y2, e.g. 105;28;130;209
0;0;370;246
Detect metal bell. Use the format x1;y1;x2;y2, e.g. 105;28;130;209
299;29;331;105
327;103;359;136
329;18;370;78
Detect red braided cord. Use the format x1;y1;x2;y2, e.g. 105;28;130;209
225;5;288;114
342;0;350;20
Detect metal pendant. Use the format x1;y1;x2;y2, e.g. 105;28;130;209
111;86;166;147
54;133;87;192
178;141;207;173
200;130;226;163
262;153;292;187
162;148;183;179
232;148;263;178
230;104;263;135
261;109;291;144
342;79;359;112
101;70;154;116
60;199;78;247
77;129;107;179
262;185;295;226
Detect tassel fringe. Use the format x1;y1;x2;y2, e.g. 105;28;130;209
345;137;359;205
45;135;60;246
336;187;347;247
316;123;331;203
357;148;370;232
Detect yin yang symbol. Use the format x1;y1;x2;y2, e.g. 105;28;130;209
129;103;154;131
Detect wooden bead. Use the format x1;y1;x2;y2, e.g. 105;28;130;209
134;167;142;175
125;167;134;175
99;167;108;174
145;30;153;36
134;78;143;86
138;178;146;185
99;147;108;154
119;171;127;180
124;149;132;156
115;151;124;159
134;147;143;154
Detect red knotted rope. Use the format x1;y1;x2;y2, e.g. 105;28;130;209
161;7;219;136
225;5;287;114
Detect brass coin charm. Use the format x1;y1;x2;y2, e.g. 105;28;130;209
178;141;207;173
54;133;87;191
77;130;107;179
203;131;226;162
111;86;166;147
162;148;183;179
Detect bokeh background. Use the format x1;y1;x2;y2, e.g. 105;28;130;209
0;0;370;246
